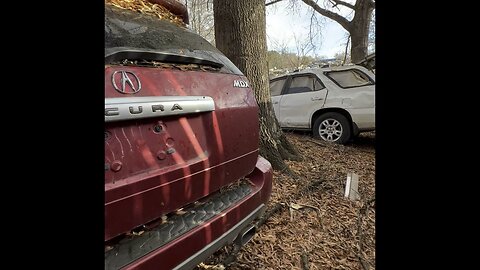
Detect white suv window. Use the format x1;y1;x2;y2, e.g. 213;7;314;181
314;79;325;91
270;78;286;96
325;69;373;88
285;76;315;95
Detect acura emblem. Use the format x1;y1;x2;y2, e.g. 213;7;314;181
111;71;142;94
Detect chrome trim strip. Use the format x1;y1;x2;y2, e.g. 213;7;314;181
105;96;215;122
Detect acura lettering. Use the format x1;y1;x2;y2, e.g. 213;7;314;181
105;104;180;117
104;96;215;122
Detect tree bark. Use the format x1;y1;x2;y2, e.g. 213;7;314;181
350;0;373;63
213;0;301;171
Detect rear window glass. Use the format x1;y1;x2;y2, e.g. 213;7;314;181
285;76;315;95
270;78;286;96
325;69;374;88
105;5;242;75
105;5;219;55
314;79;325;90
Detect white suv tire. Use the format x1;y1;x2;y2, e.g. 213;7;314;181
313;112;351;144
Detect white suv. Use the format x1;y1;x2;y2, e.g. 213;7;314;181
270;65;375;144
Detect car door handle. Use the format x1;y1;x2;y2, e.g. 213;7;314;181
273;101;279;104
311;97;323;101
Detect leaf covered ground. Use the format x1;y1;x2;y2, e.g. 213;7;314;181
200;132;375;270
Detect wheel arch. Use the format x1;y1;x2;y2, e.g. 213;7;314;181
311;108;353;131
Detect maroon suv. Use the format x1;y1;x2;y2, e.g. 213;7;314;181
104;4;272;270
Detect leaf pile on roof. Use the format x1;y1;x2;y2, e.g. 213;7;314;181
105;0;185;27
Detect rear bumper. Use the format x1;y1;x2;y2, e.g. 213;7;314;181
173;204;265;270
107;155;272;270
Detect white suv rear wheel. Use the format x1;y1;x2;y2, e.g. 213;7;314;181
313;112;351;144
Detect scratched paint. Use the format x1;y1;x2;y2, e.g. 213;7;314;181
121;128;133;152
113;130;125;158
104;66;260;241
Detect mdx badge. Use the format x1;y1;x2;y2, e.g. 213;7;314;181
233;80;249;88
112;71;142;94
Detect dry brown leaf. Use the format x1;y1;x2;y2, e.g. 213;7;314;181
105;0;186;27
175;208;187;215
195;132;375;270
290;203;304;210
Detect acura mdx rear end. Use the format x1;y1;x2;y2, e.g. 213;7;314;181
104;3;272;270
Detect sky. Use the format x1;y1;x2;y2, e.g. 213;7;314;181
265;0;355;59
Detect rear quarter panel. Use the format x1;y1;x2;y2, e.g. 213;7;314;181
316;70;375;130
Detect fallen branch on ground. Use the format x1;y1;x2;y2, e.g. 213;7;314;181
306;139;327;147
357;198;375;270
301;249;310;270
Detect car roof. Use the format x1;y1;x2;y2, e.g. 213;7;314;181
270;65;370;81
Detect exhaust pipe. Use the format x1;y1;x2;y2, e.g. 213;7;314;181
234;225;256;247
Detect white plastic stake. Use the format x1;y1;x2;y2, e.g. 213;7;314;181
345;172;360;201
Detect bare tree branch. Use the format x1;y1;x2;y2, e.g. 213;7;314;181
330;0;354;10
327;0;340;11
301;0;351;31
357;198;375;270
266;0;285;6
343;35;350;65
308;9;319;52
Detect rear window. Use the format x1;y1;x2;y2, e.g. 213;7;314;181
325;69;374;88
105;5;218;55
286;76;315;94
105;5;242;74
270;78;286;96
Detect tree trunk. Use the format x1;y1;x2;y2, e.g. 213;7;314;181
213;0;301;171
350;0;373;63
350;28;368;63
